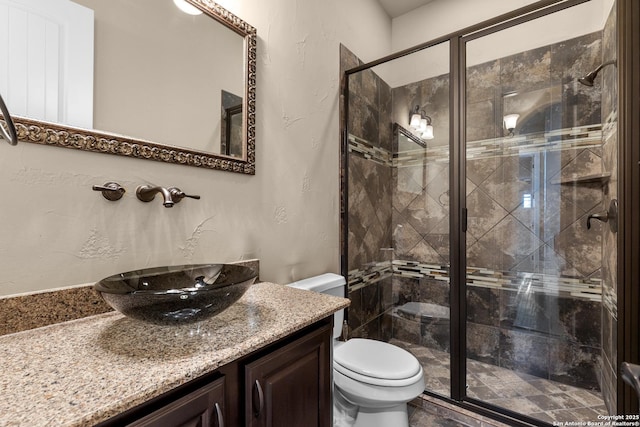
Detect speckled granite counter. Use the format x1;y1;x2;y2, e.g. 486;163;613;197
0;282;349;427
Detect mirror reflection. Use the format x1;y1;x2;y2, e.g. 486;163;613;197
0;0;255;171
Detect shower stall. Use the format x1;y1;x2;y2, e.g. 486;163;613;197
340;0;639;424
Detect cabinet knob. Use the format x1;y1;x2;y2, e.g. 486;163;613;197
252;380;264;418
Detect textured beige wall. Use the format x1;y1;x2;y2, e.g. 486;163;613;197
0;0;391;296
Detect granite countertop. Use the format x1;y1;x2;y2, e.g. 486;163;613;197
0;282;349;427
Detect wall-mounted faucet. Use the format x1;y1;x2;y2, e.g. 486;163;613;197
0;93;18;146
136;185;200;208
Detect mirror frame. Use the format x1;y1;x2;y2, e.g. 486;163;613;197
0;0;257;175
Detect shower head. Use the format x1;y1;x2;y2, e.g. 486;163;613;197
578;60;617;87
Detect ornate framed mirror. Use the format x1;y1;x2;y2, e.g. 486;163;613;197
0;0;256;174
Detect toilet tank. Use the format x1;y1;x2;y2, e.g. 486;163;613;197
287;273;346;340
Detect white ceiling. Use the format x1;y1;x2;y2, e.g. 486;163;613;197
376;0;436;18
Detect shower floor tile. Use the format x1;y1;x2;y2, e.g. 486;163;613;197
391;339;608;424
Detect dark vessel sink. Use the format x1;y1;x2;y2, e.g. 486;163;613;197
94;264;257;325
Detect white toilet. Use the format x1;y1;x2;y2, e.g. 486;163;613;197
288;273;425;427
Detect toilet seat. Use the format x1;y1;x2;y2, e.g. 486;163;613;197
334;339;423;387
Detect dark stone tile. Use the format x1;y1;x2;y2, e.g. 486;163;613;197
499;329;550;379
560;81;601;128
360;68;379;108
526;394;567;411
405;239;446;266
392;314;421;345
467;287;500;327
467;215;543;272
550;32;602;84
467;323;500;365
348;92;380;144
467;59;500;104
421;318;450;352
417;277;449;306
393;218;423;259
423;226;450;264
500;45;551;94
467;99;497;141
404;191;448;236
353;316;381;340
549;340;600;390
554;207;603;277
379;79;393;152
347;287;363;331
466;187;509;241
557;297;601;346
380;277;394;311
361;282;381;323
393;166;423;211
479;156;534;213
409;409;464;427
467;156;503;188
380;310;393;342
467;385;501;400
392;276;419;306
339;44;361;73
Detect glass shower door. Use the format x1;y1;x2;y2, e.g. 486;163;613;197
464;1;616;423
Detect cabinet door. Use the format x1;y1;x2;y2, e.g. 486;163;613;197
129;376;226;427
245;323;331;427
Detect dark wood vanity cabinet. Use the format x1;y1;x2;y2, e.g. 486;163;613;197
129;377;225;427
244;323;332;427
99;317;332;427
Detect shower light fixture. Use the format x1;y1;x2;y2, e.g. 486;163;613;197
503;114;520;136
409;105;434;140
173;0;203;15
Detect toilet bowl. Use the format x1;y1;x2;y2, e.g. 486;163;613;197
288;274;425;427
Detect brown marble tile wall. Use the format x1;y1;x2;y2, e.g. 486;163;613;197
387;32;606;392
344;31;611;394
599;2;618;415
391;276;450;352
341;45;394;339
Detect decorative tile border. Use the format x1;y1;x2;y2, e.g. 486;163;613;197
347;134;392;166
347;261;393;292
349;124;603;168
348;260;602;302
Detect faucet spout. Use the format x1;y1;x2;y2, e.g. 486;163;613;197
136;185;174;207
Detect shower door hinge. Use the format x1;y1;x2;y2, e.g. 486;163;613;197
462;208;468;232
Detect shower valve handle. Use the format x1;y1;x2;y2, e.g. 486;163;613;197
586;212;608;229
587;199;618;232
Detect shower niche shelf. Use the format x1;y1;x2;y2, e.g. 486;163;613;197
550;173;611;186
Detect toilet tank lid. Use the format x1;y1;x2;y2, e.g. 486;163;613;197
287;273;345;292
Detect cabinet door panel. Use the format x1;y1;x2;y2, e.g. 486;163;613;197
245;323;331;427
129;376;225;427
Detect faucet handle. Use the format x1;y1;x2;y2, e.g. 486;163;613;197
92;182;126;201
168;187;201;204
